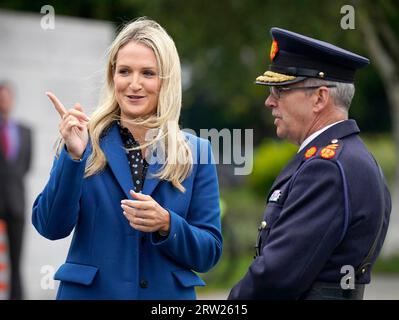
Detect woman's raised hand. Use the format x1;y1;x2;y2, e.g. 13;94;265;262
46;92;90;160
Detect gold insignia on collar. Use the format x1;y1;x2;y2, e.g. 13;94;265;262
325;143;339;150
320;147;336;159
305;146;317;159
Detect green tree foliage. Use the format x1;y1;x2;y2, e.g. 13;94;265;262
248;139;297;197
0;0;393;139
213;187;266;285
248;135;397;197
362;134;397;186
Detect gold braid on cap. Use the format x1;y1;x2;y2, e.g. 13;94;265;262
256;71;296;83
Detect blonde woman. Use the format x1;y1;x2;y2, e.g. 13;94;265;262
32;18;222;300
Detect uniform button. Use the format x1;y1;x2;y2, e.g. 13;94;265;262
258;221;267;230
261;221;267;229
140;280;148;288
331;139;338;143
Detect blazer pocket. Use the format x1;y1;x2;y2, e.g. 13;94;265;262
172;269;206;288
54;262;99;286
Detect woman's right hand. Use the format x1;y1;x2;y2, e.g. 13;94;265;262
46;92;90;160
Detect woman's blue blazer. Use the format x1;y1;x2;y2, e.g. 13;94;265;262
32;124;222;299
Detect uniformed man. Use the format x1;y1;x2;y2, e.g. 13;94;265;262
228;27;391;300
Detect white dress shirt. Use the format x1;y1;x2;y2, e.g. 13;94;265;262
298;120;345;153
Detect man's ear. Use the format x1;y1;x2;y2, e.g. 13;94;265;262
312;86;330;113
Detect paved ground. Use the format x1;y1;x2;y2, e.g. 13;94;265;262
197;275;399;300
363;275;399;300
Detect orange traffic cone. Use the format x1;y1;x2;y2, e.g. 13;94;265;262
0;219;10;300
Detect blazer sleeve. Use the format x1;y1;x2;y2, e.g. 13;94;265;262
150;139;223;273
32;146;89;240
229;159;345;299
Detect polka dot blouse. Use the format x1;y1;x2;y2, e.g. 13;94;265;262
118;122;149;193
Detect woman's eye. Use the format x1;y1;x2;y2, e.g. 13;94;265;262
143;70;156;77
118;69;129;75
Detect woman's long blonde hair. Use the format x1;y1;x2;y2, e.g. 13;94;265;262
73;18;192;192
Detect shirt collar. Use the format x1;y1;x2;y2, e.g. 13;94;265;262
117;121;140;148
298;120;345;152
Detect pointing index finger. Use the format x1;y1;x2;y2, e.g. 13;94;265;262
46;91;67;118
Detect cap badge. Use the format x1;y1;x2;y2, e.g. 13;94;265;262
270;40;279;61
305;146;317;159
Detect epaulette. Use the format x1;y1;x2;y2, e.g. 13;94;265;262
303;138;343;161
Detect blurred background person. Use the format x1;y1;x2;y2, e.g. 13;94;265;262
0;81;33;300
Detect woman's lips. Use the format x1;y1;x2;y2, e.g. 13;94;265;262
126;95;145;103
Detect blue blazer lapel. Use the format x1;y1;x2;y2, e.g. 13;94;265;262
142;153;162;196
101;123;162;197
101;124;134;199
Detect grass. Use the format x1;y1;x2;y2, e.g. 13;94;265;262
373;255;399;274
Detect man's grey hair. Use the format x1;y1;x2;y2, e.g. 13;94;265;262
303;78;355;112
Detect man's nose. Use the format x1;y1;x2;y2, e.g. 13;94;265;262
265;94;277;109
